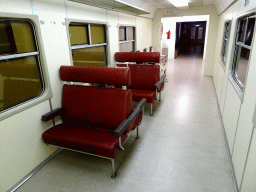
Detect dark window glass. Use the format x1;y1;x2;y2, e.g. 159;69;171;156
120;42;134;52
245;18;255;46
72;46;106;67
224;22;231;39
127;27;134;40
119;27;126;41
69;24;89;45
90;24;106;44
221;21;231;64
0;56;43;111
237;19;247;43
234;47;250;87
119;26;135;52
0;20;37;55
69;23;107;67
232;15;255;90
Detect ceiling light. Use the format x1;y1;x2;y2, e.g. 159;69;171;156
168;0;188;7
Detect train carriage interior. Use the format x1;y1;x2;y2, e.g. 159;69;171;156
1;0;256;191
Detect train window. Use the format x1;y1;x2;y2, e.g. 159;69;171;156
69;23;107;67
0;19;44;112
119;26;135;52
232;14;256;90
221;21;231;65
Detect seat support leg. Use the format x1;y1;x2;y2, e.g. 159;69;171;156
136;126;139;139
119;137;124;150
159;92;161;101
150;103;153;116
111;159;117;178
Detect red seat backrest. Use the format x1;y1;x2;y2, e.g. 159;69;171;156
115;52;160;63
61;85;133;129
59;66;133;130
128;64;160;90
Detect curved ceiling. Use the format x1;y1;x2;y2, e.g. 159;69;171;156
68;0;237;18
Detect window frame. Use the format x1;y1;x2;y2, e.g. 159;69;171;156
66;19;110;67
220;20;232;67
230;12;256;93
0;13;52;120
118;25;136;52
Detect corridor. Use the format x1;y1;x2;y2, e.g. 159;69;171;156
17;57;236;192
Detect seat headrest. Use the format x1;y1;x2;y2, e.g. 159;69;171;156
114;52;160;63
60;66;131;87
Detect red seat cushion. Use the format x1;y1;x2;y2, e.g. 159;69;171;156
42;124;128;159
130;89;156;103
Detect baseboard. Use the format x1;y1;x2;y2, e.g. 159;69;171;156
7;148;63;192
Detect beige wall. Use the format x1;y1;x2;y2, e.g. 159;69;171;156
152;5;219;76
0;0;152;191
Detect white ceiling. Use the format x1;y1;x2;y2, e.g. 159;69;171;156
68;0;237;18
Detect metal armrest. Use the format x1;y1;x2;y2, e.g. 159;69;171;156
42;108;62;122
127;98;146;121
114;98;147;138
154;74;166;90
114;119;131;138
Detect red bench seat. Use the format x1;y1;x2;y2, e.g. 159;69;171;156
42;66;146;178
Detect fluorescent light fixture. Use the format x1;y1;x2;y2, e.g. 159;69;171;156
195;24;200;27
168;0;188;7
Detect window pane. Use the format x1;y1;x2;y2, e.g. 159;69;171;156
0;20;37;55
245;18;255;46
69;24;88;45
0;22;12;54
120;42;134;52
0;56;43;112
221;40;228;63
11;21;37;53
237;19;247;43
224;22;231;39
90;24;106;44
119;27;126;41
235;47;250;87
127;27;134;40
72;46;106;67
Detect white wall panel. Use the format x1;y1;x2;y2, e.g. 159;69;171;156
237;0;256;16
67;1;107;22
231;24;256;189
0;101;56;191
0;0;31;14
240;128;256;192
216;64;225;103
33;0;71;109
218;1;239;115
136;17;153;53
222;80;241;151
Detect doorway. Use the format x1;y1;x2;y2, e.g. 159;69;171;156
175;21;207;59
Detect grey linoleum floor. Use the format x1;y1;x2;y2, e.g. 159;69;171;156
17;56;236;192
